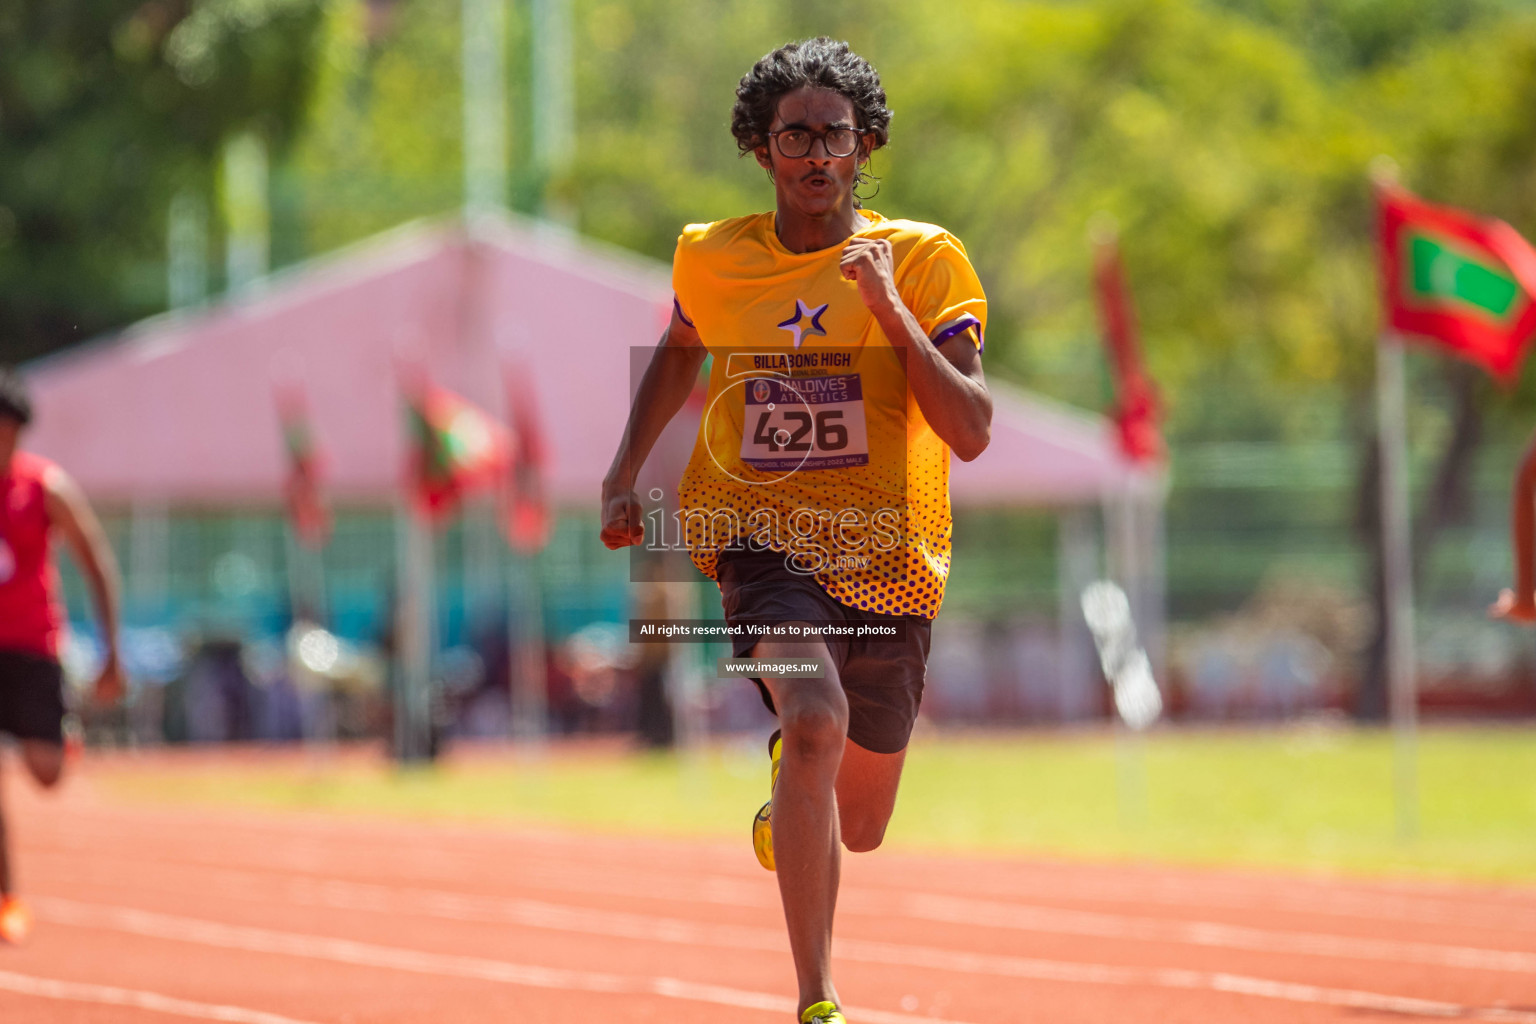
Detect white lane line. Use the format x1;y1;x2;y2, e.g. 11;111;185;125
248;878;1536;1020
48;810;1536;931
32;897;972;1024
264;871;1536;979
33;895;1536;1024
963;875;1536;932
51;816;1536;939
894;891;1536;974
41;852;1536;978
0;969;323;1024
273;865;1536;976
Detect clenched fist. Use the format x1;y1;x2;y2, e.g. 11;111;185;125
839;236;900;315
600;487;645;550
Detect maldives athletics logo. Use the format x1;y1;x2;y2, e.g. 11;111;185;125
1378;185;1536;380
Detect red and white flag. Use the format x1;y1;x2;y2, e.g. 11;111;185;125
502;365;551;554
275;382;331;548
403;379;511;523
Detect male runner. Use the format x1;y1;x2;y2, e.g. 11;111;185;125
601;38;990;1023
0;367;124;943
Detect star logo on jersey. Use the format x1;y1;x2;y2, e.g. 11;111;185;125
777;299;829;349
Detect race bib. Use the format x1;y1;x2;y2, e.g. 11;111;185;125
741;374;869;471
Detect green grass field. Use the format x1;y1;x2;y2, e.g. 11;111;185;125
94;724;1536;884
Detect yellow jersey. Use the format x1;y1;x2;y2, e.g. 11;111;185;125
671;208;986;619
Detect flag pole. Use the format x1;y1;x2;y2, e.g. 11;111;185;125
283;526;327;625
509;553;548;746
461;0;508;215
1109;486;1147;830
1376;332;1418;839
395;501;436;763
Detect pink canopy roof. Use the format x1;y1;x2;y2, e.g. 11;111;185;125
950;385;1147;506
22;210;1139;507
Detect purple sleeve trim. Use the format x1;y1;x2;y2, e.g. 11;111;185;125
672;296;695;328
931;315;983;353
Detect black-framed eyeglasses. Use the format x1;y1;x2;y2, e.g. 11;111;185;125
767;127;867;159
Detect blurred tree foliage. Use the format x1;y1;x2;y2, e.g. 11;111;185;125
286;0;1536;442
11;0;1536;441
284;0;466;253
0;0;322;362
1211;0;1523;71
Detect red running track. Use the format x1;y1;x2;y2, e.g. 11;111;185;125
4;753;1536;1023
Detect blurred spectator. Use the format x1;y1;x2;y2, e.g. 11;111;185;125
631;579;674;749
551;623;635;735
0;366;124;943
181;635;257;743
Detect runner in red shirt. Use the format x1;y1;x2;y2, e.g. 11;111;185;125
0;367;124;943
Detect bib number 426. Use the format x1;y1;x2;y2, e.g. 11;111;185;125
741;374;868;471
752;408;847;452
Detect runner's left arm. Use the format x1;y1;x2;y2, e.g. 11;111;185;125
600;307;708;550
840;237;991;461
43;467;126;701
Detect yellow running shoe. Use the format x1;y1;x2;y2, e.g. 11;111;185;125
0;896;34;945
752;729;782;871
801;1001;846;1024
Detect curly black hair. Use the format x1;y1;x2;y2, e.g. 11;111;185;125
0;366;31;426
731;38;892;156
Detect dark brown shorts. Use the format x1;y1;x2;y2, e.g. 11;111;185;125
0;649;66;745
717;548;931;755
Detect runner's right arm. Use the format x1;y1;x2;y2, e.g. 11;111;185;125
600;307;706;550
